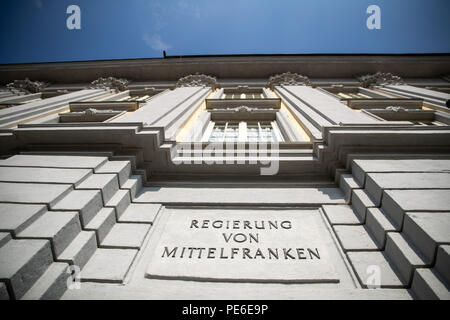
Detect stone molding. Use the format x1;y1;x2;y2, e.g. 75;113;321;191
6;78;48;94
358;72;404;88
176;73;218;89
89;77;129;92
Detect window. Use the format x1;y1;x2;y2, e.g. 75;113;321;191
203;121;284;143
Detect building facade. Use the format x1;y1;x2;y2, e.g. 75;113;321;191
0;54;449;299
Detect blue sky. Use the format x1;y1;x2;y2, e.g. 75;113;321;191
0;0;449;64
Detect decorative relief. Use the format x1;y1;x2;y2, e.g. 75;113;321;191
214;106;257;113
89;77;129;92
358;72;404;88
6;78;49;94
268;72;311;89
385;106;407;112
70;108;117;116
176;73;218;89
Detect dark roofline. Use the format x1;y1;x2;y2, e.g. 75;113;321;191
1;52;450;67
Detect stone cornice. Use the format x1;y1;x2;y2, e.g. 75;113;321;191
1;55;449;84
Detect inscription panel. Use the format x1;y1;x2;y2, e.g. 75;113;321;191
146;208;346;283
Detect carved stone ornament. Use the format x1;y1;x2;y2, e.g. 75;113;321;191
6;78;48;94
176;73;218;89
385;106;407;112
89;77;129;92
71;108;117;116
358;72;404;88
268;72;311;89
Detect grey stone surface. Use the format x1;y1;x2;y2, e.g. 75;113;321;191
119;203;161;224
352;159;450;186
0;167;91;186
365;172;450;206
81;248;137;283
322;205;361;225
146;208;349;284
105;189;130;218
101;223;150;249
347;251;406;288
0;239;53;299
385;232;428;285
403;212;450;264
58;231;97;269
339;173;361;202
76;173;119;204
85;207;116;243
411;268;450;300
351;189;377;223
51;190;103;226
0;232;11;248
17;211;81;257
0;182;72;206
95;161;131;186
0;203;47;236
365;208;398;248
381;190;450;229
0;282;8;300
0;154;107;169
435;245;450;285
135;187;345;205
21;262;70;300
333;225;379;251
121;175;142;200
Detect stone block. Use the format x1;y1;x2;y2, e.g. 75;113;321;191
365;208;398;248
120;175;142;200
435;245;450;286
381;190;450;230
334;225;379;251
0;166;91;186
85;208;116;243
351;189;377;223
411;268;450;300
0;232;12;248
0;203;47;236
76;173;119;204
106;189;131;218
365;172;450;206
21;262;70;300
57;231;97;269
339;173;362;202
347;251;406;288
51;190;103;226
0;239;53;299
385;233;428;285
403;212;450;264
17;211;81;257
101;223;150;249
0;182;72;207
0;154;107;169
81;248;137;283
119;203;161;224
95;161;131;186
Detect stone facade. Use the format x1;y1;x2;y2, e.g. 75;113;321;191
0;55;449;300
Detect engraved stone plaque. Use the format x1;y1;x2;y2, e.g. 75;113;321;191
146;208;347;283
